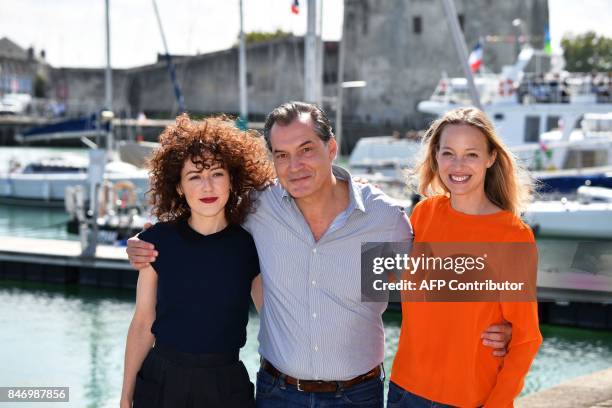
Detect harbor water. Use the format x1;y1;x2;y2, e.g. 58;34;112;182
1;281;612;407
2;147;612;406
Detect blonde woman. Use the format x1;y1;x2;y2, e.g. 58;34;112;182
388;107;542;407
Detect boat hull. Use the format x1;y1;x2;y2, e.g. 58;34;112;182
524;201;612;239
0;173;150;207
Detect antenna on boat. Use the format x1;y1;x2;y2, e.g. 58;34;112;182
441;0;482;109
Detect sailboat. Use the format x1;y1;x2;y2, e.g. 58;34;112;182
0;1;186;207
0;40;149;208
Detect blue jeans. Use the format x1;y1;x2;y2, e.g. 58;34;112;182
255;368;384;407
386;382;454;408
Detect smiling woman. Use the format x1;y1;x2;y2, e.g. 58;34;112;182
147;113;275;224
389;108;541;407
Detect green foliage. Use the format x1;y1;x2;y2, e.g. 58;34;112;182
235;30;291;46
561;32;612;72
34;74;46;98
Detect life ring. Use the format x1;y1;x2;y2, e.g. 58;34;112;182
439;79;448;94
112;180;137;208
498;79;515;96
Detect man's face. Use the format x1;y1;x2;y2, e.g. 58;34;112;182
269;113;337;199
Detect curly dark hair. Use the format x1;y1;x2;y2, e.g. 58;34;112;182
147;113;275;225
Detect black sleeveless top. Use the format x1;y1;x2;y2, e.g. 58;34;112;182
138;218;260;354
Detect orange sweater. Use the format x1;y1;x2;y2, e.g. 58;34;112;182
390;195;542;408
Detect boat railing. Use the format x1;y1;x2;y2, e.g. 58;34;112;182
428;73;611;106
517;74;611;105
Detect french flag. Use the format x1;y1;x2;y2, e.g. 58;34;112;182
291;0;299;14
468;41;483;73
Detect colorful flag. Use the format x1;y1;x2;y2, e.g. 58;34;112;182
544;25;552;55
468;41;483;72
291;0;299;14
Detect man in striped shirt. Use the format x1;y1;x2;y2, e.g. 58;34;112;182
127;102;511;407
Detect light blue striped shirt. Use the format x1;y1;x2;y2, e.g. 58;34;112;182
244;166;413;381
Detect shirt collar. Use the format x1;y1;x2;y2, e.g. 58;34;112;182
280;165;366;213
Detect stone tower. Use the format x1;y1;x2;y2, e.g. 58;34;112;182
341;0;549;138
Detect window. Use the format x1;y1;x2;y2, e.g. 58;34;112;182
458;14;465;32
524;116;540;142
413;16;422;34
247;73;253;87
323;71;338;84
493;113;505;121
546;116;560;131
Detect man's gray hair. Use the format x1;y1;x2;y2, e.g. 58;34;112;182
263;101;334;149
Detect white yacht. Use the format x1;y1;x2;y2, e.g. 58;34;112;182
0;154;149;207
418;47;612;172
523;186;612;239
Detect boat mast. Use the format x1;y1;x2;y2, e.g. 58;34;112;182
104;0;113;150
238;0;248;123
441;0;482;109
152;0;186;114
335;0;346;155
316;0;324;106
304;0;320;104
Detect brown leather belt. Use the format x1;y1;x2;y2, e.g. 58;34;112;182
261;359;381;393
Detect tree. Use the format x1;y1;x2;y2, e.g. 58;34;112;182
561;32;612;72
235;29;291;46
34;74;46;98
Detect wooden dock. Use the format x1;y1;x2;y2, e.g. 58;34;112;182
517;367;612;408
0;236;611;329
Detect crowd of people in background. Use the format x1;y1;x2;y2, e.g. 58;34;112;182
517;71;612;104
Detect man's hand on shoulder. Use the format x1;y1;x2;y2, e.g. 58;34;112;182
481;320;513;357
126;222;158;270
352;176;380;189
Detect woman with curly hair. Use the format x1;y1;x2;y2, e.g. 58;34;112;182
119;114;274;408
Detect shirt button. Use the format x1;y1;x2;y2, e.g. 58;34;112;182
312;313;317;318
312;248;317;254
312;280;316;285
314;345;319;351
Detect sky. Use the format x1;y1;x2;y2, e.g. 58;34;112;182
0;0;610;69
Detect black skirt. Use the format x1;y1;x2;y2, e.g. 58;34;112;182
133;344;255;408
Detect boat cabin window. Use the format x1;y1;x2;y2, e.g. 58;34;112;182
563;150;608;169
493;113;504;121
524;116;540;143
413;16;422;34
546;116;560;131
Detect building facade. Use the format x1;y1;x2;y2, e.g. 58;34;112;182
0;37;48;96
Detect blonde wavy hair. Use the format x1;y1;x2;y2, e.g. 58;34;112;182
413;107;533;215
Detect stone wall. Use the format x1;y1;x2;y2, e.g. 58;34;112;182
342;0;549;133
48;36;339;121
